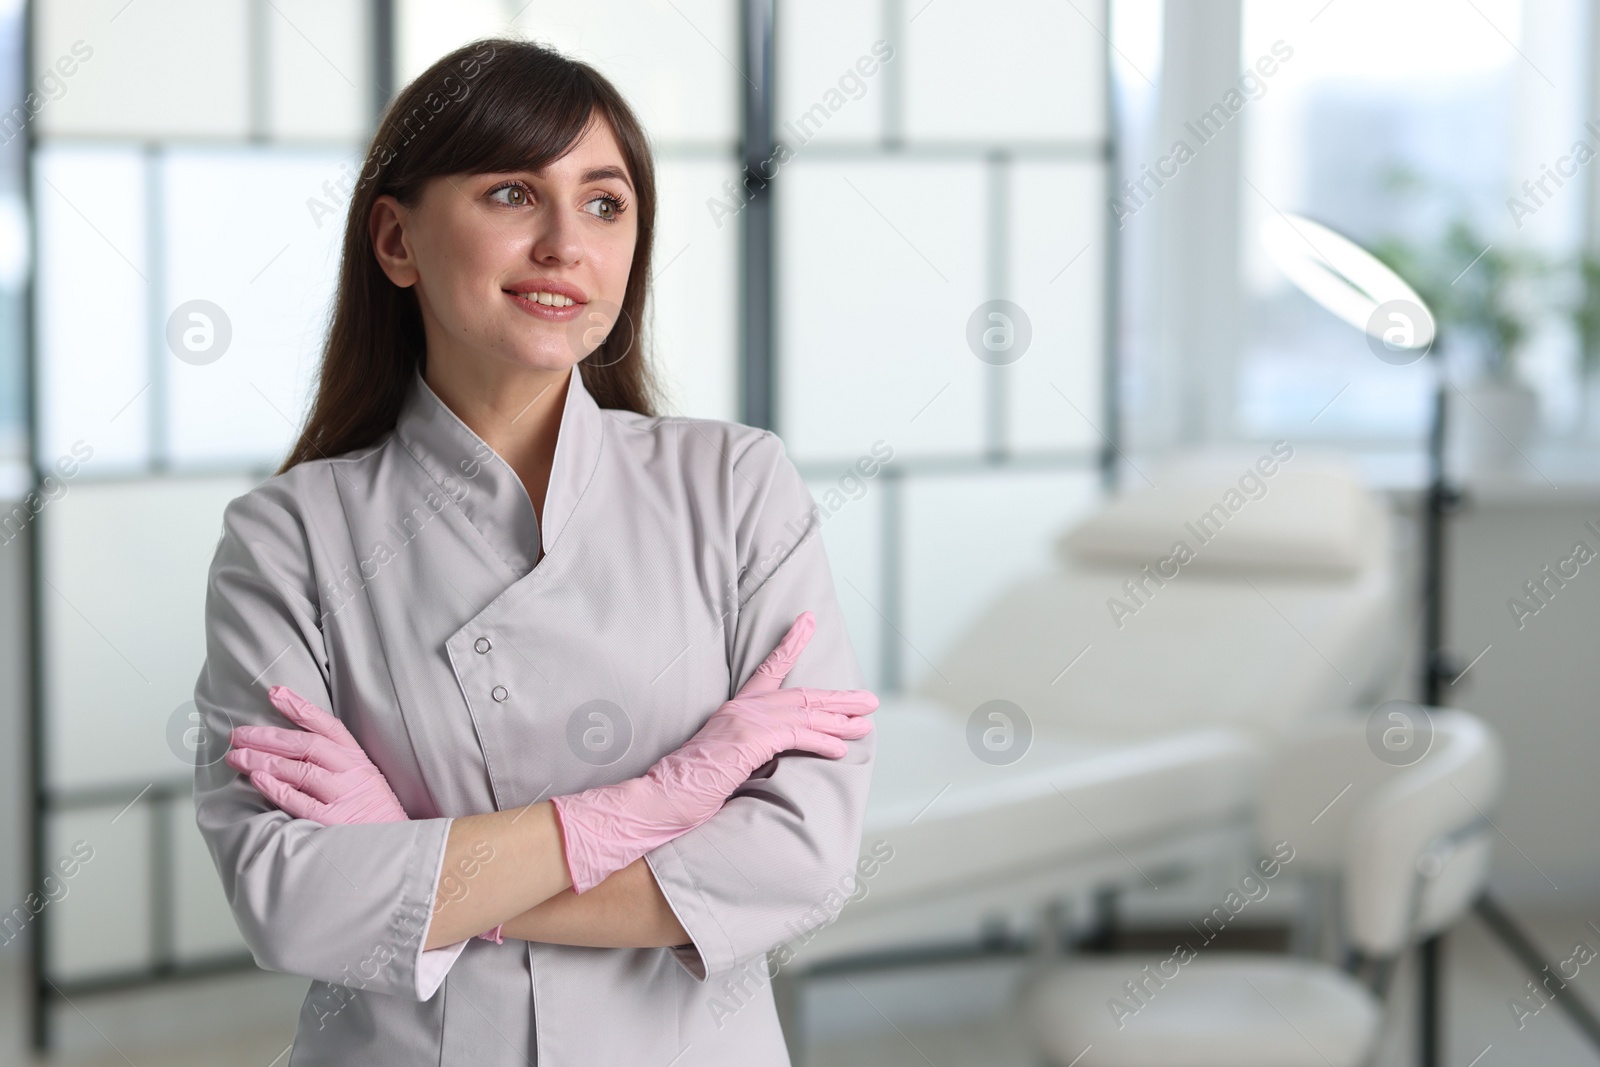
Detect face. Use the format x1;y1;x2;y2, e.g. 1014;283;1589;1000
370;115;638;379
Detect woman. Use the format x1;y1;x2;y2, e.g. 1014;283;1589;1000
192;37;878;1065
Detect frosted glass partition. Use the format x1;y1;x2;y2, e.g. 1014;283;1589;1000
650;158;741;421
37;143;346;472
41;794;244;976
34;0;252;139
34;144;149;471
510;1;740;146
775;0;884;145
170;797;248;960
902;468;1101;690
25;0;373;1028
263;0;372;141
46;803;152;980
774;0;1114;694
161;147;346;466
805;472;885;692
395;0;510;87
903;0;1106;142
42;477;254;791
1007;161;1106;453
778;158;989;461
35;0;370;142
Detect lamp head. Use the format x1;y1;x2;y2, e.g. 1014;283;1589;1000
1262;213;1436;364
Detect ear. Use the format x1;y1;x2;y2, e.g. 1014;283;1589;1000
370;193;419;288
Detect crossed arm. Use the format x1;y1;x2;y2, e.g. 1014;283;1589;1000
420;801;687;951
226;616;874;956
501;858;687;947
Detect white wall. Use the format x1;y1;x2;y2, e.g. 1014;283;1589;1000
1445;485;1600;905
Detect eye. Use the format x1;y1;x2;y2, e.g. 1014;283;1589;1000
487;180;531;207
584;191;628;223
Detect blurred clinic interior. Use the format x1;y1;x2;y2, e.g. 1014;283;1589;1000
2;0;1600;1065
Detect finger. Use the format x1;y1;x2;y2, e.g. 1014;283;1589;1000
735;612;815;698
785;730;849;760
268;685;359;748
226;748;341;802
232;726;360;771
809;711;875;739
247;770;328;823
821;689;879;714
761;688;879;714
232;724;316;760
228;746;313;791
765;706;874;740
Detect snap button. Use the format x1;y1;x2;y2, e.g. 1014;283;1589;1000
492;685;509;703
475;637;492;654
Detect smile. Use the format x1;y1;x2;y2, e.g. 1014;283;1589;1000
505;289;584;321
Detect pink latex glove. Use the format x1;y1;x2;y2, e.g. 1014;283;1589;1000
225;686;504;943
550;611;878;894
224;685;408;824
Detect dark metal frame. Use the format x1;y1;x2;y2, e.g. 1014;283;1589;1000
1416;333;1453;1067
738;0;776;432
22;0;42;1046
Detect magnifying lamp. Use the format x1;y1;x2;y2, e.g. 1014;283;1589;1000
1260;211;1448;697
1260;212;1436;362
1260;213;1600;1067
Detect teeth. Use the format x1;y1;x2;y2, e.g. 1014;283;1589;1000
516;291;575;307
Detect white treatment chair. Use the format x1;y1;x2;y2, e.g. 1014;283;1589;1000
792;453;1405;966
1021;709;1504;1067
772;452;1408;1058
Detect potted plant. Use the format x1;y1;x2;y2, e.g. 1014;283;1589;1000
1569;253;1600;438
1375;217;1543;470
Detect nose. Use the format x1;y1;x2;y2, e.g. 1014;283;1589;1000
529;205;584;267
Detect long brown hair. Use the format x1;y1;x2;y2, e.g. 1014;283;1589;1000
278;37;660;474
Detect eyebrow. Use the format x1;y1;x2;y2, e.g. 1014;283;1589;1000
482;165;634;193
581;165;633;192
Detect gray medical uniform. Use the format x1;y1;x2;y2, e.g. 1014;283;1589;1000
192;364;875;1064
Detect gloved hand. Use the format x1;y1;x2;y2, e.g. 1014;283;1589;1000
550;611;878;893
225;686;504;943
225;685;408;824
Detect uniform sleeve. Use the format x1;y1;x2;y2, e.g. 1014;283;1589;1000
191;481;464;1002
644;431;877;980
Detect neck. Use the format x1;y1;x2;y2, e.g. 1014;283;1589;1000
424;355;574;526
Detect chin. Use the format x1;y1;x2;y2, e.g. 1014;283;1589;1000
500;344;584;376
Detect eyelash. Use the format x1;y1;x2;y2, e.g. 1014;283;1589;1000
487;180;628;222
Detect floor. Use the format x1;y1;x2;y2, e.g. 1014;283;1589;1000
4;908;1600;1066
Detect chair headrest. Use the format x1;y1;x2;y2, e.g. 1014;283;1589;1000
1059;448;1381;578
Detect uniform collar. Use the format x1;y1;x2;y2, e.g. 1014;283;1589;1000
394;363;605;577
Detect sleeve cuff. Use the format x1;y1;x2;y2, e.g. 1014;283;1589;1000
410;817;466;1001
415;938;470;1000
644;839;735;981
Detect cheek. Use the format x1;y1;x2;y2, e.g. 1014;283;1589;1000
420;224;524;315
595;226;637;305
